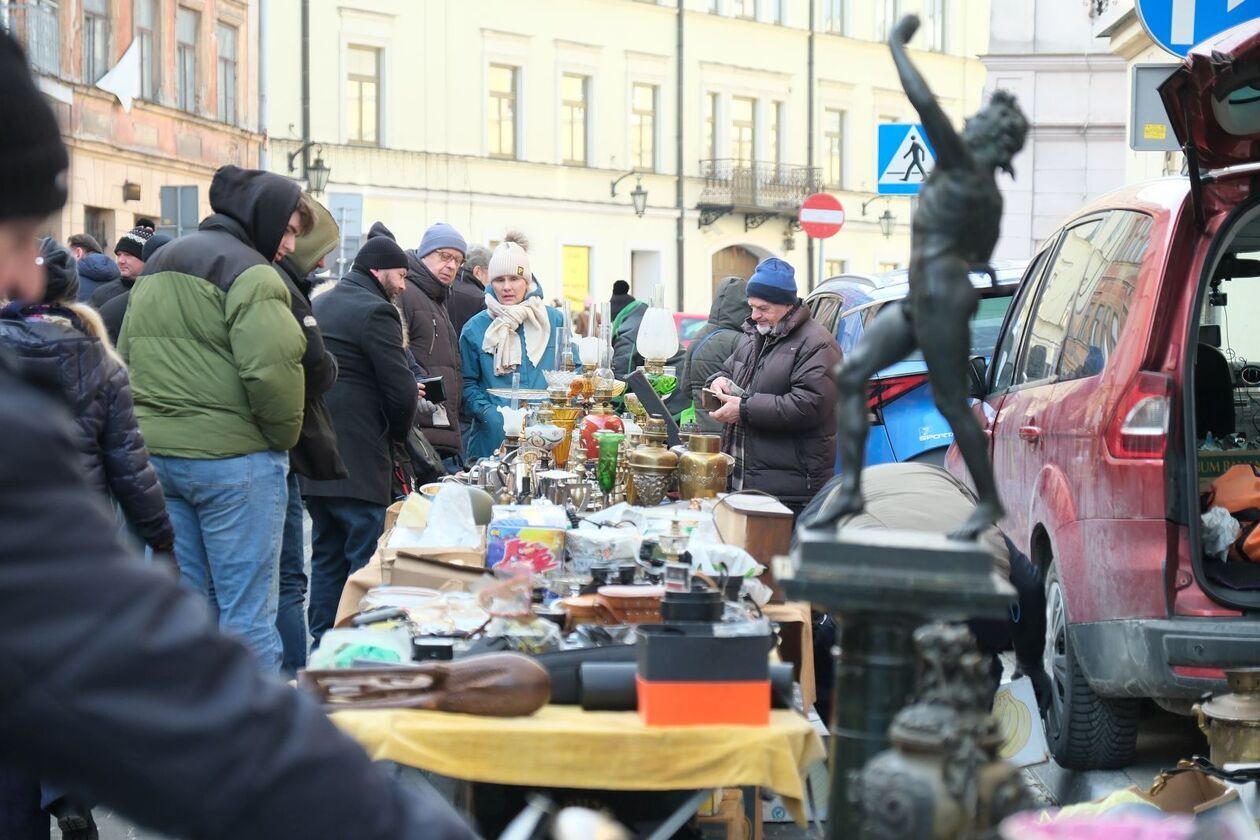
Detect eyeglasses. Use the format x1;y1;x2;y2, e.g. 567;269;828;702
433;250;464;269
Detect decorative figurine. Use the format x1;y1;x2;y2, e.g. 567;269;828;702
810;14;1029;541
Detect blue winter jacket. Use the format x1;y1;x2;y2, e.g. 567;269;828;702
459;288;568;461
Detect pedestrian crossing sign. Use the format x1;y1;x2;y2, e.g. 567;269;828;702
877;123;936;195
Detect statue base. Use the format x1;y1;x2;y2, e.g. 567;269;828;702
776;526;1017;838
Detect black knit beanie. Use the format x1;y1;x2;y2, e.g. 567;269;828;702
353;236;408;272
142;232;172;262
0;32;69;221
38;237;78;303
115;226;154;260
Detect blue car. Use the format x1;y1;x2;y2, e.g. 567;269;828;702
804;262;1025;469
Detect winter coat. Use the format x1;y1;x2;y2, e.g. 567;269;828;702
97;287;128;345
277;260;348;482
301;268;418;506
682;276;750;432
447;265;487;339
88;275;130;309
400;253;463;456
460;287;567;461
77;253;121;303
0;304;173;550
610;297;689;415
709;303;840;506
118;167;307;459
0;348;474;840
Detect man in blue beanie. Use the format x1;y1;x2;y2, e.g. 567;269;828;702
707;257;841;515
402;222;468;469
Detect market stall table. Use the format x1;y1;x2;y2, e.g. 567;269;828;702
332;704;825;825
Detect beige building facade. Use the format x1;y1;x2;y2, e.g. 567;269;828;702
265;0;990;313
4;0;262;249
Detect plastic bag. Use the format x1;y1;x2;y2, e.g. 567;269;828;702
393;482;481;549
567;524;643;573
1202;505;1241;561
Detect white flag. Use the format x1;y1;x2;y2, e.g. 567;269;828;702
96;39;141;112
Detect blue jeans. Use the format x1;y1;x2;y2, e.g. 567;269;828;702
306;496;386;646
151;451;288;671
277;471;309;676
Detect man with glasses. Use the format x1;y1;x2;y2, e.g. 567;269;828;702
401;223;467;471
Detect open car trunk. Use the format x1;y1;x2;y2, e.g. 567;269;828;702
1187;197;1260;608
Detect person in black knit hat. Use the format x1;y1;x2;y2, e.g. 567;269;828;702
302;234;419;644
86;226;153;309
0;29;473;840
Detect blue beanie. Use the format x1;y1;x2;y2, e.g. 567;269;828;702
746;257;797;305
418;222;467;258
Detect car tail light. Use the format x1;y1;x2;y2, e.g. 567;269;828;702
867;373;930;411
1105;371;1172;459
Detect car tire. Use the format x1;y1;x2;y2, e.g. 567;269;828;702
1043;562;1140;770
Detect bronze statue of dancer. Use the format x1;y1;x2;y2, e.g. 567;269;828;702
810;14;1028;540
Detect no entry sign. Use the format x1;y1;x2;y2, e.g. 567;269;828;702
799;193;845;239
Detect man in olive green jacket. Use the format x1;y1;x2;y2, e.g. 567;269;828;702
119;165;310;671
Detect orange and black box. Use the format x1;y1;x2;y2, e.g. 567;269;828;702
635;624;772;726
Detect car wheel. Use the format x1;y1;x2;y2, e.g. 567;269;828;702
1043;562;1140;770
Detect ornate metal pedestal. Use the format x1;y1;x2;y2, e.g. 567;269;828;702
777;526;1020;838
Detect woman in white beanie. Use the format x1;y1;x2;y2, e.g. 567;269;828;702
458;233;570;460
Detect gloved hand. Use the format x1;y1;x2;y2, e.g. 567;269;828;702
417;398;438;415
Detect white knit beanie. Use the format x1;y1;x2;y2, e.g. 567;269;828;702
488;240;530;282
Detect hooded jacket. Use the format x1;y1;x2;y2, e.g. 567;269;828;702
682;276;751;433
277;197;347;481
301;268;418;506
459;283;567;461
0;304;173;549
118;166;307;459
77;253;121;303
400;252;463;456
708;303;840;506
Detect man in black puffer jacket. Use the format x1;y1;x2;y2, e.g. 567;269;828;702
0;239;173;554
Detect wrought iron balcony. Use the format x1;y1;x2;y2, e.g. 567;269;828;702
696;159;823;229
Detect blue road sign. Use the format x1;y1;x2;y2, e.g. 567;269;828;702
877;123;936;196
1136;0;1257;58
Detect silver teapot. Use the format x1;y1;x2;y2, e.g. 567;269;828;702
466;455;509;492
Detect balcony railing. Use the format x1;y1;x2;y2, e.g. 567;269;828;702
697;159;823;213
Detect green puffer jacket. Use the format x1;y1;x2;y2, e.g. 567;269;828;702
119;167;307;458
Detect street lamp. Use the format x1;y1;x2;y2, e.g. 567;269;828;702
878;208;896;238
861;196;897;239
286;141;332;195
611;170;648;218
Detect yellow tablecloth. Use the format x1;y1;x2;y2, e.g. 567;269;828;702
333;705;825;823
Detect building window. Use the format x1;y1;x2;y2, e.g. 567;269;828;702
734;0;755;18
488;64;518;159
879;261;901;272
158;186;199;238
23;0;60;76
824;108;845;187
875;0;903;41
176;7;199;112
730;96;754;163
561;73;589;165
83;0;109;83
134;0;158;101
216;23;238;125
346;45;381;146
631;83;657;172
767;101;783;171
923;0;949;52
327;193;364;278
84;207;111;252
767;0;782;23
703;92;718;160
824;0;845;35
825;259;847;277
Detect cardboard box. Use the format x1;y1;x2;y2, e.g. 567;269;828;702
992;677;1049;768
1130;768;1244;818
695;789;751;840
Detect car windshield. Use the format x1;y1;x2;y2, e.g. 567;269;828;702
679;318;706;341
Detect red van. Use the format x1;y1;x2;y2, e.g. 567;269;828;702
948;21;1260;770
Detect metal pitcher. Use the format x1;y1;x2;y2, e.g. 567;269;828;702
1194;668;1260;765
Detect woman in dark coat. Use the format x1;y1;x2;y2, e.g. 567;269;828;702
0;238;174;553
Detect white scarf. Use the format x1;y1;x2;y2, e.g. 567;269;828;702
482;295;551;376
